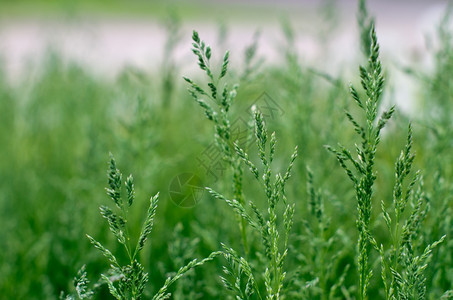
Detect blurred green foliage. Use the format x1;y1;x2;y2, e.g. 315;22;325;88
0;0;289;21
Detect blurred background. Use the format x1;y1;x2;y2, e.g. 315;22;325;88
0;0;449;111
0;0;452;299
0;1;448;77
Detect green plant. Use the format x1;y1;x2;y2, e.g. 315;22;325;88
327;9;446;300
326;21;392;299
208;109;298;299
357;0;373;58
86;154;158;299
184;31;251;255
240;30;263;83
60;265;96;300
161;11;182;109
61;155;219;299
377;125;445;299
291;167;352;300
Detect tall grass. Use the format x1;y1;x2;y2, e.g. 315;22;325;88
0;0;451;299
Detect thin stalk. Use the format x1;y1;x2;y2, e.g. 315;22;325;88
233;161;249;255
122;205;133;261
320;225;328;300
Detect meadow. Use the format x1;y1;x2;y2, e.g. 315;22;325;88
0;0;452;299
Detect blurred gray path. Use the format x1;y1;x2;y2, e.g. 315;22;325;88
0;1;449;113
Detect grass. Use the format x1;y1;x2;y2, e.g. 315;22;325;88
0;0;312;22
0;0;452;299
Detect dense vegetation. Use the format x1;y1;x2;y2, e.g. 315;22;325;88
0;0;452;299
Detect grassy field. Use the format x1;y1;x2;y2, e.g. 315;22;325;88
0;0;452;299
